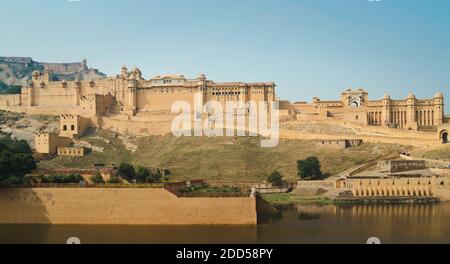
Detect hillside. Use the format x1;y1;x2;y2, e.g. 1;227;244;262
0;110;404;182
0;57;106;89
422;146;450;162
49;130;402;182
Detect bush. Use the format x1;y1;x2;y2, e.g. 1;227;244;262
107;175;121;184
180;185;241;194
0;137;36;183
163;169;172;177
44;174;84;184
136;166;150;182
90;173;105;184
118;162;136;181
267;171;284;187
150;168;162;183
297;156;322;180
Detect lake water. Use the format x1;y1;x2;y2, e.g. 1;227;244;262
1;203;449;244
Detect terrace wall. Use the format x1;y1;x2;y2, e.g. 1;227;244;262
0;188;257;225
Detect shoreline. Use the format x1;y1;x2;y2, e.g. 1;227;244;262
262;193;446;206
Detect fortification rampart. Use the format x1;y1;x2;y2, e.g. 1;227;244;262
0;188;257;225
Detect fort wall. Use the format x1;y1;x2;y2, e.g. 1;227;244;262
0;188;257;225
41;62;86;73
0;94;21;107
346;176;450;199
280;127;438;147
377;160;427;173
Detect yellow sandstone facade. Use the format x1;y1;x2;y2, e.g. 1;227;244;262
35;133;72;155
59;114;89;139
16;67;275;117
280;88;446;132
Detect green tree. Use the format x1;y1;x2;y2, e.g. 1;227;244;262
118;162;136;181
163;168;172;182
267;171;284;187
136;166;151;183
90;173;105;184
107;175;121;184
0;137;36;184
297;156;322;180
145;168;162;183
163;169;172;177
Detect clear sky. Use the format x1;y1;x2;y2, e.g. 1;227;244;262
1;0;450;112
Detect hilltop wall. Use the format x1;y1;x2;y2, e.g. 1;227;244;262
0;188;257;225
41;62;86;73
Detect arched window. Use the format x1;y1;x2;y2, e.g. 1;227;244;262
71;125;75;131
63;125;67;131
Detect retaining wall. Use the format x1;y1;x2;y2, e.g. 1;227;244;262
0;188;257;225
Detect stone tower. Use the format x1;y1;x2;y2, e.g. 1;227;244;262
127;71;137;116
381;94;392;126
434;92;444;126
405;93;417;130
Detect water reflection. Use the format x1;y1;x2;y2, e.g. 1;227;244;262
1;203;449;244
257;203;450;244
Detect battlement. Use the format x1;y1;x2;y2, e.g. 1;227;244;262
316;139;364;149
57;147;86;157
0;56;33;64
60;114;81;120
40;58;88;73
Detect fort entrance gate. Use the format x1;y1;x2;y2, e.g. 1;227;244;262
442;130;448;144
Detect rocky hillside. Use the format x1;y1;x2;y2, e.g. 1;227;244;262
0;57;106;88
0;110;60;148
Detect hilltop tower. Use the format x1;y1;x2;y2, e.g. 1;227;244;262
406;93;417;130
434;92;444;126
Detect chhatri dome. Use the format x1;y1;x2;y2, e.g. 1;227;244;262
434;92;444;98
406;93;416;99
383;93;391;100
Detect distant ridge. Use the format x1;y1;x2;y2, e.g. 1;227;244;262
0;56;106;87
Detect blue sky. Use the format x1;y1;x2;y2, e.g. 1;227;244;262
1;0;450;112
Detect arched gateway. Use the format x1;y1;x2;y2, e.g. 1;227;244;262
440;129;448;144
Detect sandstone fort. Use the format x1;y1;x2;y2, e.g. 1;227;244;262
0;64;448;145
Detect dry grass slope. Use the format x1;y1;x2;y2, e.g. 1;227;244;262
422;146;450;161
50;131;401;182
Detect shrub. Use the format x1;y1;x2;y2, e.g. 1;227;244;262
90;173;105;184
297;156;322;180
44;174;84;184
118;162;136;181
108;175;121;184
150;168;162;183
163;169;172;177
136;166;151;183
267;171;284;187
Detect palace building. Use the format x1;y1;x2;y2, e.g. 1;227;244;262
12;66;276;116
279;88;446;131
